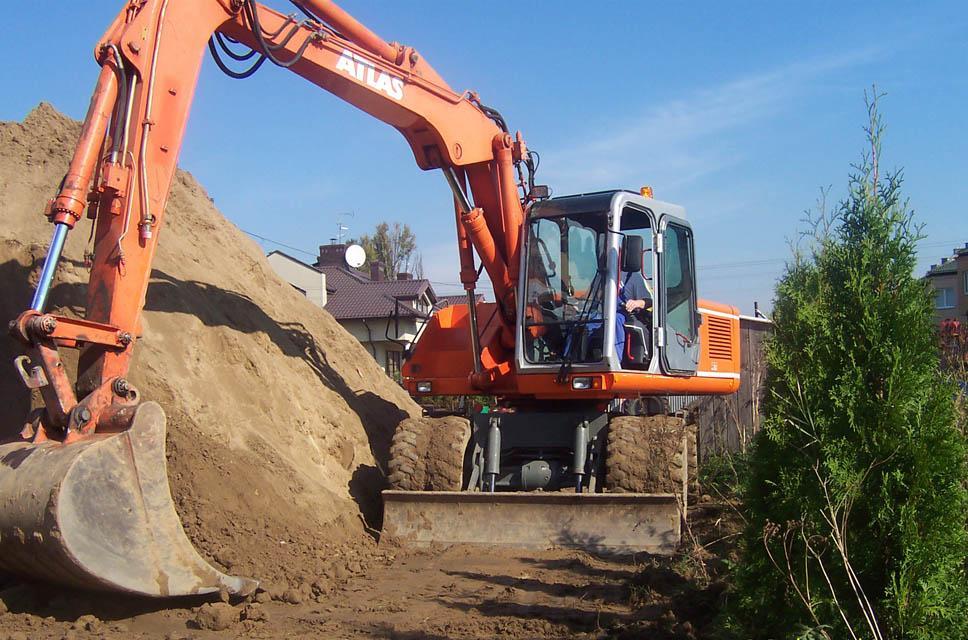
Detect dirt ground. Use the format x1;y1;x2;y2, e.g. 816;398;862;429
0;502;739;640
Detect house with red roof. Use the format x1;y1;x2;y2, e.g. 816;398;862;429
268;244;480;378
924;243;968;325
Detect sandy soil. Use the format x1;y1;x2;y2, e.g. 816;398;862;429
0;104;418;588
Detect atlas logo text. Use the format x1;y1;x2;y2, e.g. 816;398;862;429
335;49;404;101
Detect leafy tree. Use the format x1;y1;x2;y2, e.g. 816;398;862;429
729;92;968;639
358;222;423;279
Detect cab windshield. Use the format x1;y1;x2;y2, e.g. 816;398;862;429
523;213;608;364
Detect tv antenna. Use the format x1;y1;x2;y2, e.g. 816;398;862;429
336;211;354;244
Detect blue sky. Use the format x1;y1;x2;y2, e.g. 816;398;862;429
2;1;966;313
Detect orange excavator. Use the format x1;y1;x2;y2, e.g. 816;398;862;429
0;0;741;597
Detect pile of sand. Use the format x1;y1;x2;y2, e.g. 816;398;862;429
0;104;419;588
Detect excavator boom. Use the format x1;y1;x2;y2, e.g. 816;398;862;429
1;0;528;596
2;0;741;595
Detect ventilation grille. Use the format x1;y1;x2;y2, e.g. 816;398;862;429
706;315;733;361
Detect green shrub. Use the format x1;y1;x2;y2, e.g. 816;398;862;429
729;93;968;639
699;451;750;501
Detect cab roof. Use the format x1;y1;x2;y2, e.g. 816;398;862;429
530;189;686;220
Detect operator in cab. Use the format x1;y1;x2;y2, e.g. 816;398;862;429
616;261;653;367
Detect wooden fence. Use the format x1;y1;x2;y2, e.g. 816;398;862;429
677;315;772;461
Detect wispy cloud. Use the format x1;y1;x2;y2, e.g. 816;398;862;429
540;47;881;195
421;49;880;301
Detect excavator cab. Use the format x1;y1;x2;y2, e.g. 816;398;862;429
517;190;699;378
386;190;730;554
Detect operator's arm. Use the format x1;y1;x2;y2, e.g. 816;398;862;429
621;273;652;313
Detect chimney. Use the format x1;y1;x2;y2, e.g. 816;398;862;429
317;243;347;267
396;272;412;281
370;261;384;281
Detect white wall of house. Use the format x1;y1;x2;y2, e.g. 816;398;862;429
341;317;419;376
267;253;327;307
928;272;961;322
269;250;436;374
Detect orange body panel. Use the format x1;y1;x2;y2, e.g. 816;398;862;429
695;298;742;378
403;300;741;401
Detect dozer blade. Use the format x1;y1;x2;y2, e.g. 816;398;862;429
0;401;257;597
382;490;680;555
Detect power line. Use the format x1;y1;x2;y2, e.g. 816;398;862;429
241;229;493;291
241;228;317;258
698;258;784;272
922;239;968;248
430;281;495;292
241;225;966;282
696;239;968;273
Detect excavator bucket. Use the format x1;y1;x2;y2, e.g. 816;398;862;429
0;401;257;597
382;491;681;555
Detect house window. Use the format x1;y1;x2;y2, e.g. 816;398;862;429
964;272;968;295
935;287;955;309
386;350;402;380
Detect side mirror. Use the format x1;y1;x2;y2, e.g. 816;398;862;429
530;185;551;199
622;235;644;273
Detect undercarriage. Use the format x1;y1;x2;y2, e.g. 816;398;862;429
382;402;698;554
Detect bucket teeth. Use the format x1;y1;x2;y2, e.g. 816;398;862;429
0;401;257;597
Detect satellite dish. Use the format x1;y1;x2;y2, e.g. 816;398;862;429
344;243;366;269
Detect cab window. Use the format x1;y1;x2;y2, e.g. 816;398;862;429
524;213;607;364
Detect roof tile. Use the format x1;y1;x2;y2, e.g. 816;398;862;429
316;264;433;320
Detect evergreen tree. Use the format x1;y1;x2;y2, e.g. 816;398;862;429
730;92;968;639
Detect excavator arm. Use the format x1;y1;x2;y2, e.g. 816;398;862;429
2;0;531;596
15;0;527;442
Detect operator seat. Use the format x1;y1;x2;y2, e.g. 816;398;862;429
619;265;653;369
623;311;651;369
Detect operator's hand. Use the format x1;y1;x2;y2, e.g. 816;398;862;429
624;299;649;313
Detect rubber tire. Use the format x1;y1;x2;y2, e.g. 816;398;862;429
387;416;471;491
388;417;429;491
606;415;689;495
429;416;472;490
685;422;699;497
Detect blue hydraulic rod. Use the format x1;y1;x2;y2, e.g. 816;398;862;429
30;223;70;312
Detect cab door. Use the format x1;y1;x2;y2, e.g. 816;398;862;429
657;215;699;375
